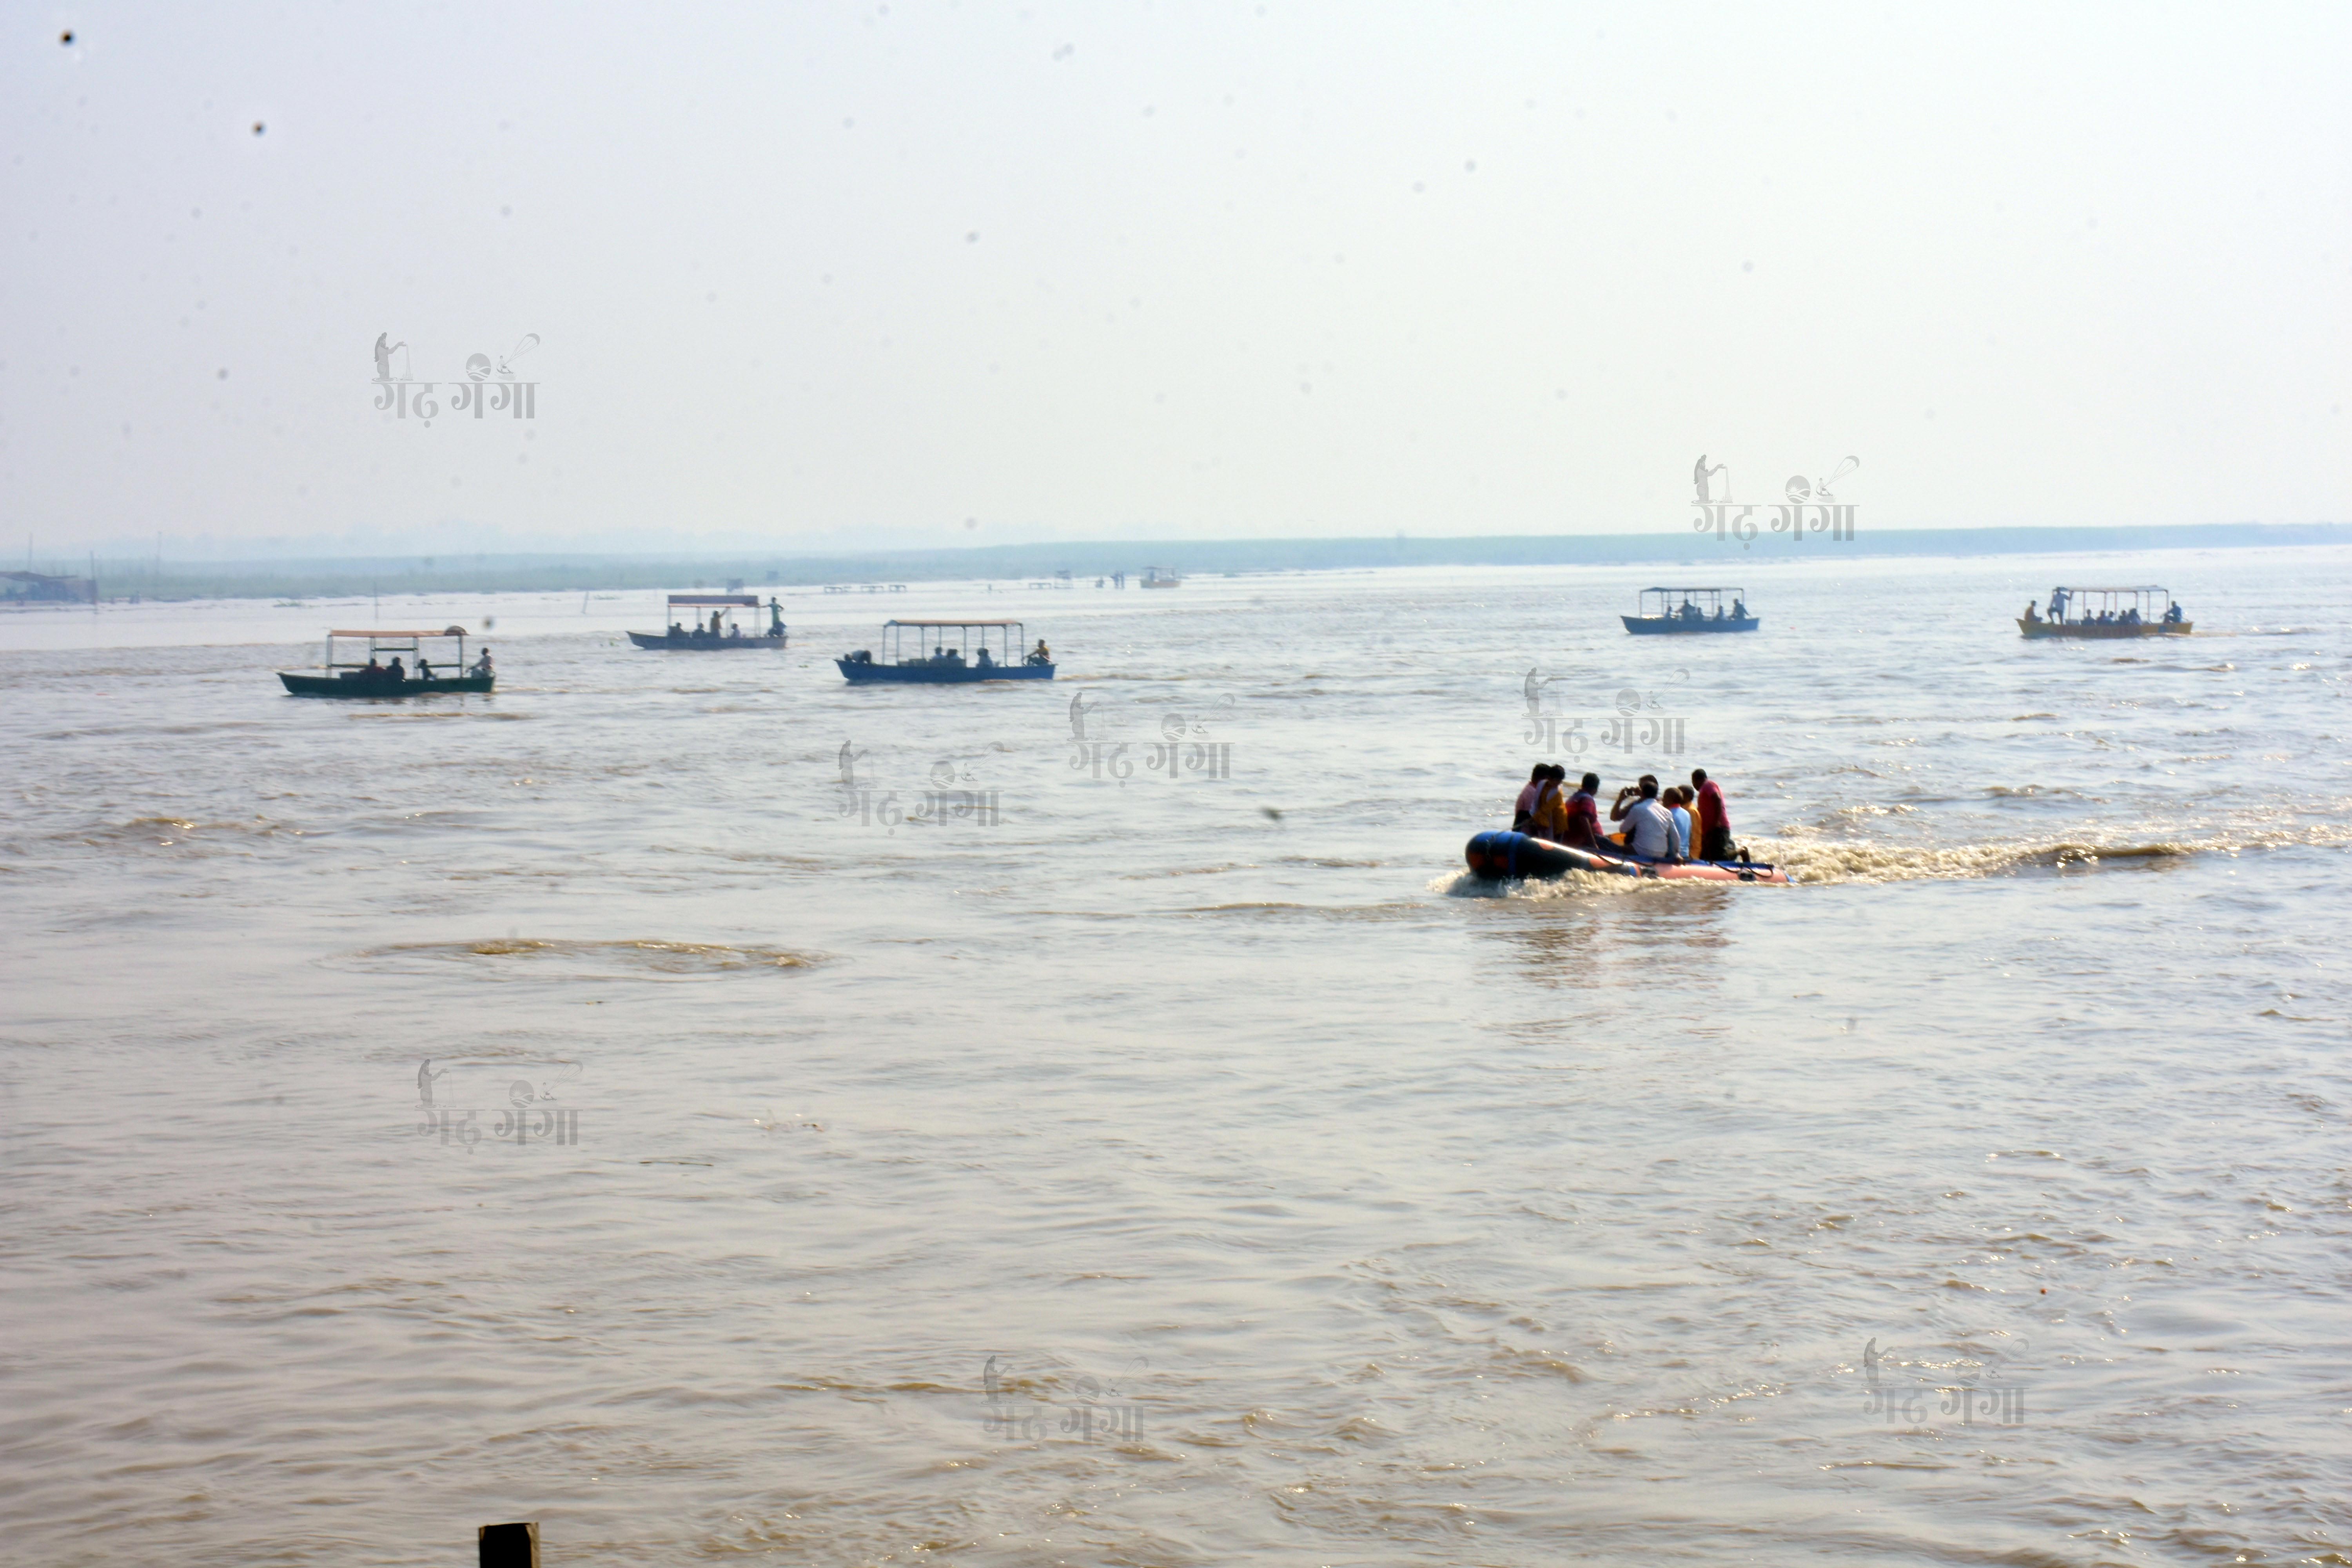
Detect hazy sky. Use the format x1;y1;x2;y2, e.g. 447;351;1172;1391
5;2;2348;557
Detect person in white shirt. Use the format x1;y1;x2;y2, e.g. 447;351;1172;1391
1613;776;1682;862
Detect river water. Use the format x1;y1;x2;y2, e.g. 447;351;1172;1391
3;548;2348;1566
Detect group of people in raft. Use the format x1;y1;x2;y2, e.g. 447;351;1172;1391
1512;765;1735;864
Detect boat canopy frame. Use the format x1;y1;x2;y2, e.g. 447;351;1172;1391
2040;585;2178;624
320;626;472;672
1632;586;1750;621
652;592;785;640
877;619;1033;668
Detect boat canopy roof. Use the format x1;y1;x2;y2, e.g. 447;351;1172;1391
2051;584;2170;593
329;627;470;637
886;619;1025;628
1639;586;1743;595
667;594;760;606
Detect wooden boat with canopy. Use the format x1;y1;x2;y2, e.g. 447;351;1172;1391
626;593;788;650
836;620;1055;683
2018;586;2190;638
277;627;493;696
1621;586;1758;635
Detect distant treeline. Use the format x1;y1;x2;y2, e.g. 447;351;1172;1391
26;522;2350;602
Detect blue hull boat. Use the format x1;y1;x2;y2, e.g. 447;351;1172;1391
839;618;1055;683
1622;586;1755;634
1622;615;1758;635
837;659;1053;683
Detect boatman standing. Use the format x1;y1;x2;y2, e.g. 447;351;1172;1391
1691;768;1732;861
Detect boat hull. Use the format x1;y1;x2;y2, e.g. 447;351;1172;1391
1463;829;1790;885
626;631;787;650
2016;619;2190;638
1622;616;1759;635
279;672;494;697
836;659;1054;683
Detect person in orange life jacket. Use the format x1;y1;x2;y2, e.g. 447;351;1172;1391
1527;765;1568;838
1512;763;1549;833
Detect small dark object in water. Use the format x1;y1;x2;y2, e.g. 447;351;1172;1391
478;1521;538;1566
61;31;74;45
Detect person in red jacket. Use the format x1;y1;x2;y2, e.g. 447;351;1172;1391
1690;768;1733;861
1557;771;1605;851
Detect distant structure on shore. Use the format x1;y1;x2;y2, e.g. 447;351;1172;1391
2;570;95;603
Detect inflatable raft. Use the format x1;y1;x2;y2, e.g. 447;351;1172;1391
1465;829;1792;886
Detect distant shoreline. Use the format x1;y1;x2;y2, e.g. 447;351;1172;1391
11;522;2347;604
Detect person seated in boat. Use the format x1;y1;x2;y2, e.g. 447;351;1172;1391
1530;766;1576;841
415;656;433;682
1519;765;1561;836
728;622;743;639
362;655;384;678
1612;776;1681;862
1512;763;1549;833
2164;601;2183;623
1713;604;1726;619
386;656;406;682
2024;602;2040;622
1731;598;1747;619
1557;771;1605;851
1029;638;1051;665
1665;785;1695;859
669;621;685;638
1608;780;1638;835
472;648;493;677
975;646;994;670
